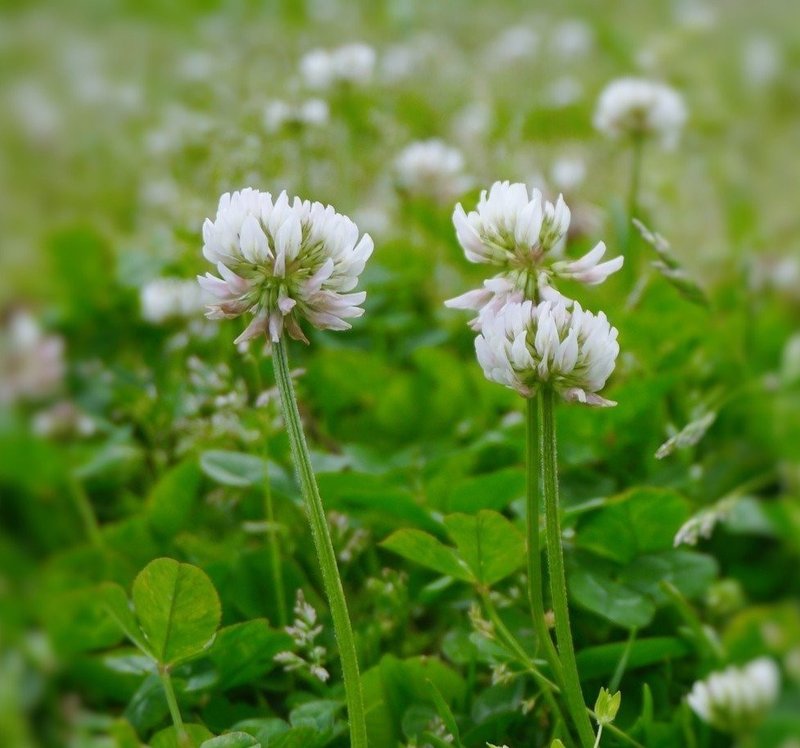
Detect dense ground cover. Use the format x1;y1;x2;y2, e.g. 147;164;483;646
1;1;799;746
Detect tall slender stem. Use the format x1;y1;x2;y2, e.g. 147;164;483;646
627;135;644;222
263;459;288;627
526;396;564;682
272;338;368;748
624;135;645;284
68;475;104;550
540;387;595;748
159;666;192;748
249;355;288;627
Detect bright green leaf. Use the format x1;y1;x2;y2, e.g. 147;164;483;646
443;511;525;586
381;529;473;581
132;558;221;666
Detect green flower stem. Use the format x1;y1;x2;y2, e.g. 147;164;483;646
158;666;192;748
627;134;644;222
262;458;288;627
68;475;104;551
248;353;289;628
272;338;368;748
540;387;595;748
526;395;564;683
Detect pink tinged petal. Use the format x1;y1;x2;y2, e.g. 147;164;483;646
268;313;284;342
567;241;607;272
234;315;269;344
240;215;271;263
278;291;297;314
216;263;250;294
197;273;233;299
305;258;335;293
305;310;352;331
561;387;617;407
444;287;493;310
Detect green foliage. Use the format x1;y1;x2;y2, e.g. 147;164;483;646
3;0;799;745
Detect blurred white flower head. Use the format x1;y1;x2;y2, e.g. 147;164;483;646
199;188;373;344
742;35;782;89
0;312;65;405
550;155;587;192
263;98;329;133
140;278;210;324
485;25;539;66
394;138;471;202
594;77;687;148
446;182;623;328
300;42;376;90
475;299;619;405
688;658;780;733
550;19;594;59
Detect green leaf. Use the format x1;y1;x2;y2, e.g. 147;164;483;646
619;550;718;604
381;529;473;581
100;582;151;655
575;638;691;679
443;511;525;586
206;620;292;691
446;469;525;513
150;724;214;748
200;450;268;488
569;567;655;629
199;733;261;748
132;558;221;666
146;459;201;537
269;727;322;748
577;488;690;564
289;700;341;732
427;679;462;747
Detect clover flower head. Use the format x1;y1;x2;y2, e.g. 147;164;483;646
263;98;329;133
0;311;65;404
199;188;373;344
687;658;780;733
446;182;622;328
300;43;376;90
593;77;687;148
475;299;619;405
394;138;470;202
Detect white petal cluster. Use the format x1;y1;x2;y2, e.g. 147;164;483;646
475;300;619;406
263;98;329;133
199;188;373;344
446;181;622;328
140;278;210;324
300;43;376;90
688;658;780;733
593;78;687;148
0;311;66;404
394;139;470;202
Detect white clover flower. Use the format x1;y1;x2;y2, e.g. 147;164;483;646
475;300;619;406
485;25;539;66
0;312;65;405
550;19;593;59
394;139;470;202
198;188;373;344
446;182;623;328
688;658;780;733
140;278;210;324
550;155;586;192
742;35;782;88
594;78;687;148
263;98;329;133
300;43;376;90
